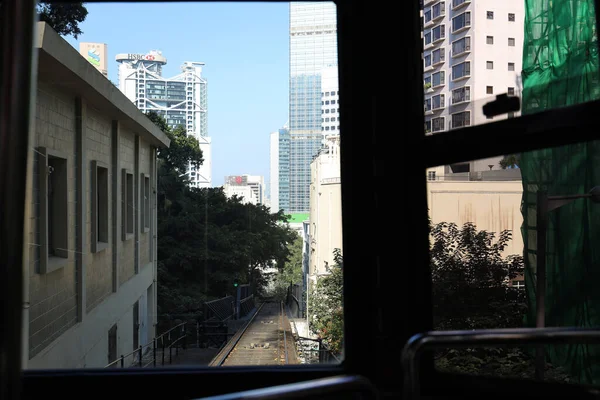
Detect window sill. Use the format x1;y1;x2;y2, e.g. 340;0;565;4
92;241;108;253
42;256;68;274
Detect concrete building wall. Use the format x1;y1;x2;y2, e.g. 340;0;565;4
139;138;151;268
25;22;169;369
85;105;114;313
29;84;79;359
427;180;524;257
119;127;136;286
308;142;343;277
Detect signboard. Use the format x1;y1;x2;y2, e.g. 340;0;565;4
127;53;156;61
79;42;108;77
115;52;167;64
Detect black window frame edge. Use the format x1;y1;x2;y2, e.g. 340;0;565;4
11;0;385;399
8;0;600;399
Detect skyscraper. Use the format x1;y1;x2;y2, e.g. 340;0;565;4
116;51;211;188
287;1;338;213
269;126;290;212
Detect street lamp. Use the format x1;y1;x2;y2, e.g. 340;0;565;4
535;186;600;380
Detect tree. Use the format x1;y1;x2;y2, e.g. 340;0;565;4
430;222;525;330
430;221;571;382
500;154;520;169
272;235;303;301
148;112;296;320
309;249;343;355
146;111;203;173
36;3;88;39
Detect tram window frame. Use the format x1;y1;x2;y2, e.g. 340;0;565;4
11;0;600;399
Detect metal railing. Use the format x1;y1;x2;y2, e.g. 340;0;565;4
296;336;340;364
104;322;187;368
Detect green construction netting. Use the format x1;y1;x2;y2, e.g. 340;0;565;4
521;0;600;383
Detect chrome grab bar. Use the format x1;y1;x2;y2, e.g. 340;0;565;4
401;327;600;400
193;375;377;400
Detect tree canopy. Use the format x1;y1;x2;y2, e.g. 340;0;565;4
37;3;88;39
148;112;296;320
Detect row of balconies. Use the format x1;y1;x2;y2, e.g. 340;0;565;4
424;113;472;134
424;87;471;113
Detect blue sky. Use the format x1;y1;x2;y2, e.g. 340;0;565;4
66;2;290;189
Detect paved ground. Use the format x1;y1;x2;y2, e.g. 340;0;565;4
222;302;298;366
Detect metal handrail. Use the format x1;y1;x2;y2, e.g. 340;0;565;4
401;327;600;400
192;375;377;400
105;322;187;368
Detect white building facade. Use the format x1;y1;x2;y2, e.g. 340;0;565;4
116;52;211;188
223;175;265;205
423;0;524;174
320;66;339;137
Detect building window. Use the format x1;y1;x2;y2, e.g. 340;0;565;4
432;24;445;42
486;36;494;45
452;12;470;32
487;11;494;19
38;147;68;274
432;94;445;110
451;36;471;56
508;87;515;95
432;47;445;64
424;32;432;45
432;71;445;87
452;61;470;80
451;111;471;129
325;100;330;105
331;99;336;104
108;325;118;365
508;62;515;71
92;161;109;253
424;54;432;67
452;86;470;104
486;86;493;94
428;171;436;181
487;61;494;69
142;174;150;232
508;37;515;46
508;13;515;21
432;116;445;132
512;280;525;288
122;169;134;241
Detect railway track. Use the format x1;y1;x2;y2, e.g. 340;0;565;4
209;301;297;366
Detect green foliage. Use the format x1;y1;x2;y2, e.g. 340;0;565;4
146;111;204;173
430;222;525;330
36;3;88;39
499;154;520;169
430;221;572;383
309;249;343;355
270;235;303;302
435;347;572;383
149;112;296;319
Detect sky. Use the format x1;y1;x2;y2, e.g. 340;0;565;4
65;2;290;190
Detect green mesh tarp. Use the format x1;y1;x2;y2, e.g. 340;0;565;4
521;0;600;384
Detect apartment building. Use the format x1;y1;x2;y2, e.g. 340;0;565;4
423;0;524;172
26;22;170;368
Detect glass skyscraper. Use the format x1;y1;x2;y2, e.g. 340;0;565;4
288;2;338;213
